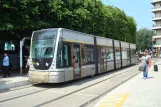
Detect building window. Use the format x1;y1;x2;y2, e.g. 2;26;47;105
4;41;15;51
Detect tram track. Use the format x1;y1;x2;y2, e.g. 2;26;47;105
0;65;138;105
1;65;136;94
80;70;139;107
34;64;140;107
0;61;156;107
81;60;159;107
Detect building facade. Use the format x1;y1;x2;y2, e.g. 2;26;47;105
152;0;161;57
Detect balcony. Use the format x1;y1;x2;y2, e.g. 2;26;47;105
152;25;161;29
153;44;161;47
152;16;161;21
152;7;161;12
153;35;161;39
151;0;161;4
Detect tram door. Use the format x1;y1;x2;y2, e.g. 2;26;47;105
115;48;121;69
73;44;81;79
100;47;107;72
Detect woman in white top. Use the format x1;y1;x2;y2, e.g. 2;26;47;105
141;51;151;79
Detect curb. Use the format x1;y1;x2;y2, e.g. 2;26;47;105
0;80;30;92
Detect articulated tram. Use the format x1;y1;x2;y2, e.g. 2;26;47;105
28;28;137;83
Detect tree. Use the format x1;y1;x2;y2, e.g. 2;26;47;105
136;28;154;51
0;0;137;50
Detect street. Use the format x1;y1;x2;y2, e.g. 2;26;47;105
0;65;139;107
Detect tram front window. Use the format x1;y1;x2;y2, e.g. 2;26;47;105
31;30;57;70
31;30;57;59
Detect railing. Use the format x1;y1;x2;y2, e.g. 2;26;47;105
152;0;161;3
152;16;161;18
153;34;161;36
152;7;161;10
153;24;161;27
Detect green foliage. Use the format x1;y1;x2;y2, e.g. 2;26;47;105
0;0;136;43
136;28;154;51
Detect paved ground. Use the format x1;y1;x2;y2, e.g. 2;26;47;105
0;59;160;107
0;76;29;92
0;65;140;107
92;61;161;107
0;69;29;92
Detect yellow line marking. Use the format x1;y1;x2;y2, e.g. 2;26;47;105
104;99;121;102
111;94;127;97
99;105;116;107
104;96;126;99
95;93;130;107
105;97;123;99
116;93;130;107
99;103;118;107
100;101;118;105
111;93;128;96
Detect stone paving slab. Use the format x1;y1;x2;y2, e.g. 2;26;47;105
94;62;161;107
0;76;30;92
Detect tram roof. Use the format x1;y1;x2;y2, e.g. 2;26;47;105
33;28;59;32
33;28;136;46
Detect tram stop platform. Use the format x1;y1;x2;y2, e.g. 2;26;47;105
93;61;161;107
0;70;29;92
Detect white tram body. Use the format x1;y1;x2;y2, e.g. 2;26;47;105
28;28;137;83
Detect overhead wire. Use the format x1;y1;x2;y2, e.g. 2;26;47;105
105;0;149;28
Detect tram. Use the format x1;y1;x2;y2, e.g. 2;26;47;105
28;28;137;83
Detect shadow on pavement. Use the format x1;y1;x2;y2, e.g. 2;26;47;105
146;77;154;79
33;65;138;89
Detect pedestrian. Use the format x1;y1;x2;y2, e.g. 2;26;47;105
140;51;151;79
2;53;11;78
73;56;76;69
26;56;30;69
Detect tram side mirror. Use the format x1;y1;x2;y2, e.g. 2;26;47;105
59;37;63;49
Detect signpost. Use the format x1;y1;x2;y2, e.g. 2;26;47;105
20;37;30;75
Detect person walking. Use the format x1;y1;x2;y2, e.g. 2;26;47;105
73;56;76;72
140;51;151;79
26;56;30;69
3;53;11;78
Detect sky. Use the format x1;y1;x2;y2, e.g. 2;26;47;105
102;0;153;30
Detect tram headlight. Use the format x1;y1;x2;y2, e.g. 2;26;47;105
46;63;49;66
36;62;39;66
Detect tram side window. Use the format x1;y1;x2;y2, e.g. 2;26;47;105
107;47;114;62
82;45;94;65
122;48;127;60
122;48;130;60
127;49;130;59
57;43;72;68
99;47;106;63
105;47;108;62
63;44;71;67
115;48;121;60
56;44;63;68
131;50;136;58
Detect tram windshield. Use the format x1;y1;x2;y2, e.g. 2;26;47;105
31;30;57;59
